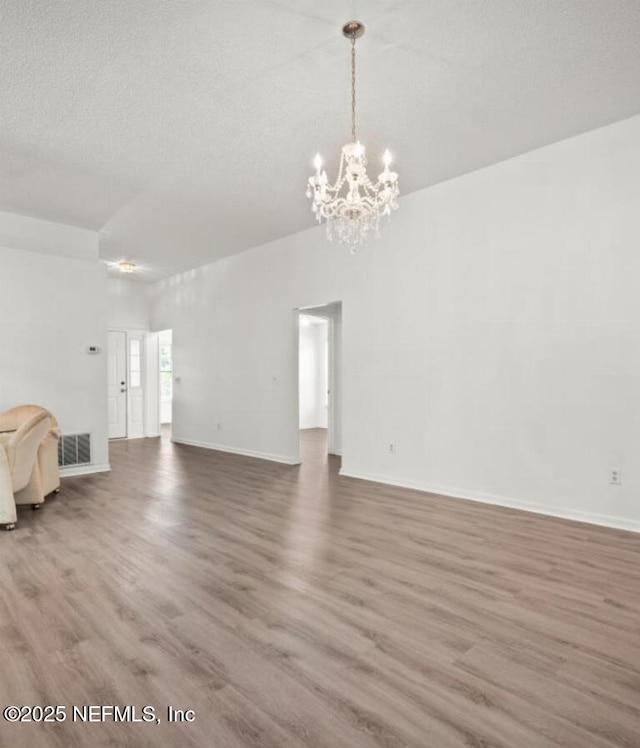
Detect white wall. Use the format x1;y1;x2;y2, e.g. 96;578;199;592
107;277;150;331
299;317;328;429
150;115;640;530
0;213;109;470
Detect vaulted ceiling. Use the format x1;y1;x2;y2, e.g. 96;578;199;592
2;1;640;280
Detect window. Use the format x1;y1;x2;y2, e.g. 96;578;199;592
129;339;142;388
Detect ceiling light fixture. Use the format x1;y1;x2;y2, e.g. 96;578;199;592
118;260;136;274
306;21;399;252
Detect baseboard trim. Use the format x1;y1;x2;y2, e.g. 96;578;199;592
171;437;301;466
60;463;111;478
338;468;640;534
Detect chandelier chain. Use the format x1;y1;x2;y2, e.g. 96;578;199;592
351;33;357;142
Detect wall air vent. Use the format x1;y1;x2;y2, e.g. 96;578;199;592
58;433;91;467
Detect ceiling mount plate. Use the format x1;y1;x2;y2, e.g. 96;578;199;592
342;21;365;40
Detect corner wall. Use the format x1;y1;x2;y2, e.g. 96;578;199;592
150;115;640;531
0;212;109;471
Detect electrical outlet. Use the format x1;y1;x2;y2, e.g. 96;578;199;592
389;443;396;454
609;468;622;485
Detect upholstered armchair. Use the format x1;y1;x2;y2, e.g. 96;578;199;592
0;405;61;500
0;411;52;529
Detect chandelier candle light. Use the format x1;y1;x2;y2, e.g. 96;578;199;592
306;20;399;252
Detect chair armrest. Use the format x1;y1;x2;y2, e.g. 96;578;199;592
0;446;17;525
0;412;20;433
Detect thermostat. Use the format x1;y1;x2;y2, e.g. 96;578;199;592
87;346;101;355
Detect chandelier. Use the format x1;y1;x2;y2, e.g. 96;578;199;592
306;21;399;252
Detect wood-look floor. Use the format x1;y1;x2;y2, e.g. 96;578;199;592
1;429;639;748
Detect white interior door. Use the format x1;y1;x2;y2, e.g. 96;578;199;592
127;333;145;438
108;330;127;438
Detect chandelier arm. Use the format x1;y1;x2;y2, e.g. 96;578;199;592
326;172;346;193
333;153;346;191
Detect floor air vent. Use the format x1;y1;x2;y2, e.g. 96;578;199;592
58;433;91;467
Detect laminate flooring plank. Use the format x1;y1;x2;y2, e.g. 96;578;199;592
456;639;640;747
0;429;639;747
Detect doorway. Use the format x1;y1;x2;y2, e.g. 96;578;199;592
299;314;329;429
159;329;173;438
296;302;342;461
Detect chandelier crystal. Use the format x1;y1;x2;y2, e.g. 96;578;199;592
306;21;399;252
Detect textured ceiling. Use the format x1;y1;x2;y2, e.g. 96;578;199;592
2;0;640;280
